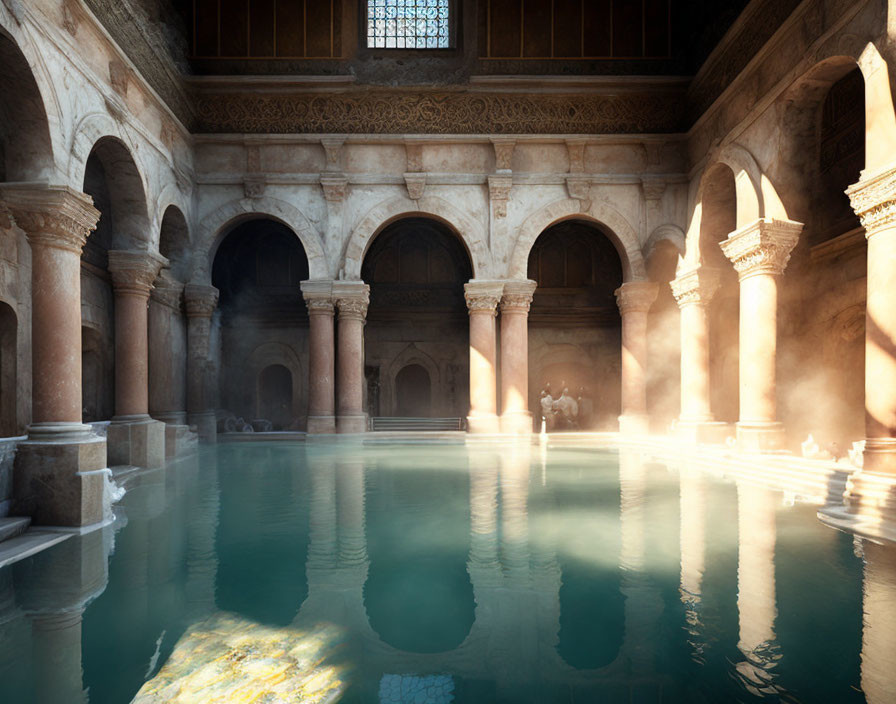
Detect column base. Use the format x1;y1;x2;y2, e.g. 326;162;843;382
188;411;218;444
467;413;500;434
337;414;367;434
619;414;650;435
307;415;336;434
13;434;107;527
153;411;187;426
818;467;896;544
736;422;786;452
107;417;165;468
677;420;733;445
500;411;534;435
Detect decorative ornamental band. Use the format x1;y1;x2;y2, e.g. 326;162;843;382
719;219;802;280
0;186;100;255
304;296;335;314
335;297;369;320
846;163;896;235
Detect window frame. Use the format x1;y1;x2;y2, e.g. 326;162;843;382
362;0;459;53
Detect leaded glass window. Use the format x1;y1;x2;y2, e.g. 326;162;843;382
367;0;451;49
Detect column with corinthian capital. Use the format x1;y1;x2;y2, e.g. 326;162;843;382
334;281;369;434
301;280;336;434
465;281;502;434
184;284;219;443
106;250;167;468
720;219;802;451
0;184;106;526
500;279;537;434
615;281;658;435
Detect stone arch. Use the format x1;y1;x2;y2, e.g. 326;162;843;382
343;195;491;280
383;344;441;417
0;24;62;181
247;342;305;424
195;196;327;282
508;198;646;282
644;224;685;260
155;183;191;245
158;205;191;281
68;113;150;201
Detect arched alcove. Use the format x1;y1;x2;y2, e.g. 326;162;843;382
257;364;293;430
527;219;624;430
158;205;191;282
361;217;472;420
394;364;432;417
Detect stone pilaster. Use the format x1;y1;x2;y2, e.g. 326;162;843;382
500;280;536;434
301;280;336;434
670;267;728;443
0;184;106;526
106;250;167;468
465;281;503;434
615;281;658;435
333;281;369;434
720;218;802;451
184;283;219;443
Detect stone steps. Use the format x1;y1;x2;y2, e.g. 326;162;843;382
0;516;30;543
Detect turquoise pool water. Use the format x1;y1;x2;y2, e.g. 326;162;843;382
0;442;894;703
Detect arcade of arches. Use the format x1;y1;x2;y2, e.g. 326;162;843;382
1;0;896;539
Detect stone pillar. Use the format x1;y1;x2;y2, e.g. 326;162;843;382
465;281;503;434
500;280;536;434
301;281;336;434
1;184;106;526
184;284;219;443
333;281;369;434
720;219;801;451
615;281;658;435
106;250;167;468
671;267;728;443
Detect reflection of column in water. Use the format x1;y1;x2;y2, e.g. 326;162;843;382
500;445;531;581
31;609;89;704
185;451;220;618
861;540;896;704
619;450;662;679
529;469;562;669
734;482;782;695
337;460;368;567
469;452;500;576
308;453;338;571
679;467;708;663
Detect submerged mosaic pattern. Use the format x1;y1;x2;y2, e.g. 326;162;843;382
367;0;450;48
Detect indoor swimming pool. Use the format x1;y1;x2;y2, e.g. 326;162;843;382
0;442;893;703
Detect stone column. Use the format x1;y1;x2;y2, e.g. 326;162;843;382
500;279;537;434
301;280;336;434
184;284;219;443
671;267;728;443
106;250;167;468
615;281;658;435
333;281;369;434
720;219;801;451
465;281;503;434
1;184;106;526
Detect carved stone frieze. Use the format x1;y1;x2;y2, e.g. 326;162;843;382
184;284;219;318
194;91;686;135
404;172;427;201
719;219;803;280
488;175;513;219
108;250;168;296
846;163;896;235
670;267;721;308
614;281;659;315
0;185;99;254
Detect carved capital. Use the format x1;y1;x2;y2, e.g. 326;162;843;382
500;279;537;313
301;280;334;314
184;284;219;318
0;185;99;254
150;271;185;309
333;281;369;321
488;175;513;219
108;250;168;297
670;267;720;308
490;138;516;172
719;218;803;280
464;281;503;315
321;175;348;203
847;163;896;235
615;281;658;315
404;172;427;201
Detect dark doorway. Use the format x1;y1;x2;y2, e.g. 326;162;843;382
258;364;293;430
395;364;432;417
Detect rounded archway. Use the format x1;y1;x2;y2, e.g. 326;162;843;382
361;217;472;420
527;219;624;430
212;218;309;429
394;364;432;417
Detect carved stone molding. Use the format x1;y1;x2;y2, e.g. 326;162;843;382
488;175;513;219
321;139;344;172
565;176;591;204
670;267;721;308
464;281;503;315
719;219;803;280
847;163;896;235
184;284;219;318
405;142;424;173
244;175;266;199
301;280;334;315
500;280;537;314
641;175;666;201
0;185;99;255
108;250;168;296
194;91;686;135
566;139;587;173
491;138;516;173
333;281;369;321
150;272;185;310
404;172;427;201
614;281;659;315
320;175;348;203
